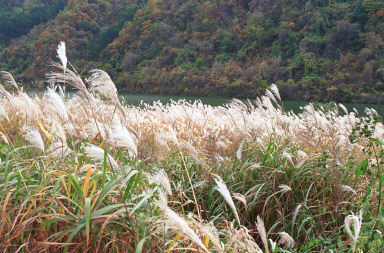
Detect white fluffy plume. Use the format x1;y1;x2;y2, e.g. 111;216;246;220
84;145;119;170
49;142;71;158
278;232;295;248
344;214;361;253
163;207;208;253
45;88;68;121
23;127;45;151
256;216;269;253
57;41;67;71
1;71;18;91
87;69;118;103
212;173;241;225
109;122;137;158
0;105;9;121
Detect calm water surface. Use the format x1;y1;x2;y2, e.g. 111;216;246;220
120;93;383;117
28;90;383;117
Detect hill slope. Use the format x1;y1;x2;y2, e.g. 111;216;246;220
1;0;384;102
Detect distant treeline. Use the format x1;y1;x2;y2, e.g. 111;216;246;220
0;0;384;103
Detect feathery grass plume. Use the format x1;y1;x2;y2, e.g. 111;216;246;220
0;131;8;144
17;92;42;121
57;41;67;71
278;184;292;193
282;151;294;167
269;84;281;102
45;88;68;121
109;121;137;158
86;69;139;137
340;185;357;195
23;126;45;151
236;139;245;160
338;103;348;115
48;142;71;158
179;140;202;163
212;173;241;225
344;214;361;253
87;69;119;103
265;89;277;104
0;105;9;121
225;224;263;253
1;71;18;91
163;207;209;253
233;193;247;210
149;168;172;196
278;232;295;248
0;84;12;102
84;144;119;170
46;62;93;102
186;213;222;251
256;216;269;253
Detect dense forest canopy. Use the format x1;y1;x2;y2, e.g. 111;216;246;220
0;0;384;103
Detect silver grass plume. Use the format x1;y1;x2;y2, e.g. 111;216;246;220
86;69;138;137
45;88;68;121
278;232;295;248
269;84;281;102
225;224;262;252
57;41;67;71
279;184;292;193
233;193;247;210
1;71;18;91
109;121;138;158
340;185;357;195
48;142;71;158
84;145;119;170
87;69;119;104
193;220;222;252
0;84;12;102
344;214;361;253
265;89;277;104
179;140;201;163
163;207;208;253
46;62;93;102
339;103;348;115
212;173;241;225
256;216;269;253
0;131;8;144
0;105;9;121
236;139;245;160
23;127;44;151
149;168;172;196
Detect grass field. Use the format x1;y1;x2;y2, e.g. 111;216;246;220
0;43;383;252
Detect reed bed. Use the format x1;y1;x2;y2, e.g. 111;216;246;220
0;43;383;252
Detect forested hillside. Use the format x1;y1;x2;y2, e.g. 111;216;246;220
1;0;384;102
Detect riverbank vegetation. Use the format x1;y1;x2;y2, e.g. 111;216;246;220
0;44;383;252
1;0;384;102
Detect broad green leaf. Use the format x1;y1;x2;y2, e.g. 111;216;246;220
355;158;369;178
